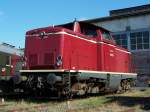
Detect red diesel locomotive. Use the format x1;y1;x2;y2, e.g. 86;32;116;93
20;21;137;97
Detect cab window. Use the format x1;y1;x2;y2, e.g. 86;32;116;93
81;27;98;38
84;28;98;37
102;32;113;40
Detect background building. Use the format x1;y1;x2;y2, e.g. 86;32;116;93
86;4;150;77
0;42;23;75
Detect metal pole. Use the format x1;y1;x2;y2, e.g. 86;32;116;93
68;70;71;98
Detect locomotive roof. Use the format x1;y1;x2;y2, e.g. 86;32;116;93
57;21;111;32
26;21;111;35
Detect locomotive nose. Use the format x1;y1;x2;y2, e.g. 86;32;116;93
46;73;62;85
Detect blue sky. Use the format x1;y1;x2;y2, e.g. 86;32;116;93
0;0;150;48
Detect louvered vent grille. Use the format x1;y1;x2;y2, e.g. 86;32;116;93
29;54;37;66
44;53;54;65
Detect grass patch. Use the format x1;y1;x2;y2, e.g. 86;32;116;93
75;97;111;109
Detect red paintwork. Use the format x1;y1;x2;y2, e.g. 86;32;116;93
11;54;21;75
2;68;6;76
25;22;132;73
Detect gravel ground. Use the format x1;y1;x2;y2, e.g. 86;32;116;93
0;87;149;112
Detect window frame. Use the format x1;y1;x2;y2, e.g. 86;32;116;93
130;31;149;50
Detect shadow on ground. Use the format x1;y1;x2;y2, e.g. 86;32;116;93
106;96;150;111
3;93;106;104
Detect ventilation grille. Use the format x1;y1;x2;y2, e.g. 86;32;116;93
29;54;37;66
44;53;54;65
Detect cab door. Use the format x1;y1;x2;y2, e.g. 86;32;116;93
103;44;116;71
101;31;116;72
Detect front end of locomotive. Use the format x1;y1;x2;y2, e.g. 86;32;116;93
18;27;70;97
24;27;64;70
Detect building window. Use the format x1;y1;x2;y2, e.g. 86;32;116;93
113;34;128;49
130;31;149;50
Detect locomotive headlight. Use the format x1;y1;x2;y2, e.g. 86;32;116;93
22;62;27;67
56;55;62;66
40;32;46;36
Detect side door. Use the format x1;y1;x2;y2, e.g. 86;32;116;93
101;31;116;72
